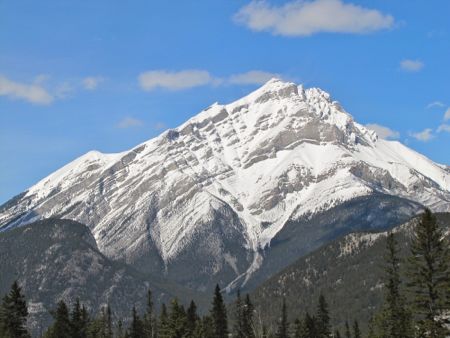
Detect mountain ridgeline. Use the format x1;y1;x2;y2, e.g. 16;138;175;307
0;79;450;335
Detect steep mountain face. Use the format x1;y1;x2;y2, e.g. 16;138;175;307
250;213;450;334
0;219;206;335
1;79;449;291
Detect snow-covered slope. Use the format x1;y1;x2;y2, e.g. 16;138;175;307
1;79;449;290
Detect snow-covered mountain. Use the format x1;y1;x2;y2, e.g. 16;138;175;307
1;79;449;290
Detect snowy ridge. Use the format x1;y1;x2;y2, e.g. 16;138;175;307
0;79;449;288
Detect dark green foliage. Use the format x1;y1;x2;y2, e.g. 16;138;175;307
352;321;361;338
210;285;228;338
275;298;288;338
371;233;413;338
158;303;169;338
233;290;244;338
242;294;255;338
129;306;144;338
166;299;187;338
46;300;72;338
334;329;341;338
0;281;29;338
70;299;89;338
316;294;331;338
143;290;154;338
344;321;351;338
407;209;450;337
186;300;199;337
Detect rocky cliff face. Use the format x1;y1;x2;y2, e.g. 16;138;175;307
1;79;449;291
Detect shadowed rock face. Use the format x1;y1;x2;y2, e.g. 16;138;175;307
1;79;449;292
0;219;204;336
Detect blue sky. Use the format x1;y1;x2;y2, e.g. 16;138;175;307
1;0;450;204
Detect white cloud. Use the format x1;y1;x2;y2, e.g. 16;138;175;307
138;69;286;91
400;59;424;72
234;0;394;37
138;70;213;91
83;76;104;90
426;101;445;109
410;128;434;142
117;117;144;129
228;70;280;85
437;124;450;133
0;75;54;105
153;122;167;130
365;123;400;140
444;107;450;121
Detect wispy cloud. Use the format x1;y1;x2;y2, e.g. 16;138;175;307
153;122;167;130
400;59;424;72
410;128;434;142
0;75;54;105
437;124;450;133
234;0;394;37
228;70;280;85
138;69;282;91
365;123;400;140
444;107;450;121
82;76;104;90
138;70;213;91
426;101;445;109
117;117;144;129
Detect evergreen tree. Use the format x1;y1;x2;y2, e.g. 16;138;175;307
105;305;113;338
407;209;450;337
352;321;361;338
143;290;154;338
334;329;341;338
304;312;317;338
129;306;144;338
373;232;413;338
159;303;170;338
70;298;89;338
186;300;199;337
167;299;187;338
46;300;72;338
116;320;125;338
242;294;255;338
344;321;351;338
233;290;244;338
0;281;29;338
316;294;331;338
275;298;288;338
210;284;228;338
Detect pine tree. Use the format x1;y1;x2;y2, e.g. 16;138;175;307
143;290;154;338
352;320;361;338
167;299;187;338
116;320;125;338
70;298;89;338
129;306;144;338
159;303;170;338
344;321;351;338
210;284;228;338
0;281;29;338
304;312;317;338
46;300;71;338
242;294;255;338
407;209;450;337
233;290;244;338
105;305;113;338
334;329;341;338
374;232;413;338
186;300;199;337
316;294;331;338
275;298;288;338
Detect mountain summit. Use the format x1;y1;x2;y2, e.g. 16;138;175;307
1;79;449;290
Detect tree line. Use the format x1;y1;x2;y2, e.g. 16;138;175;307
1;210;449;338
